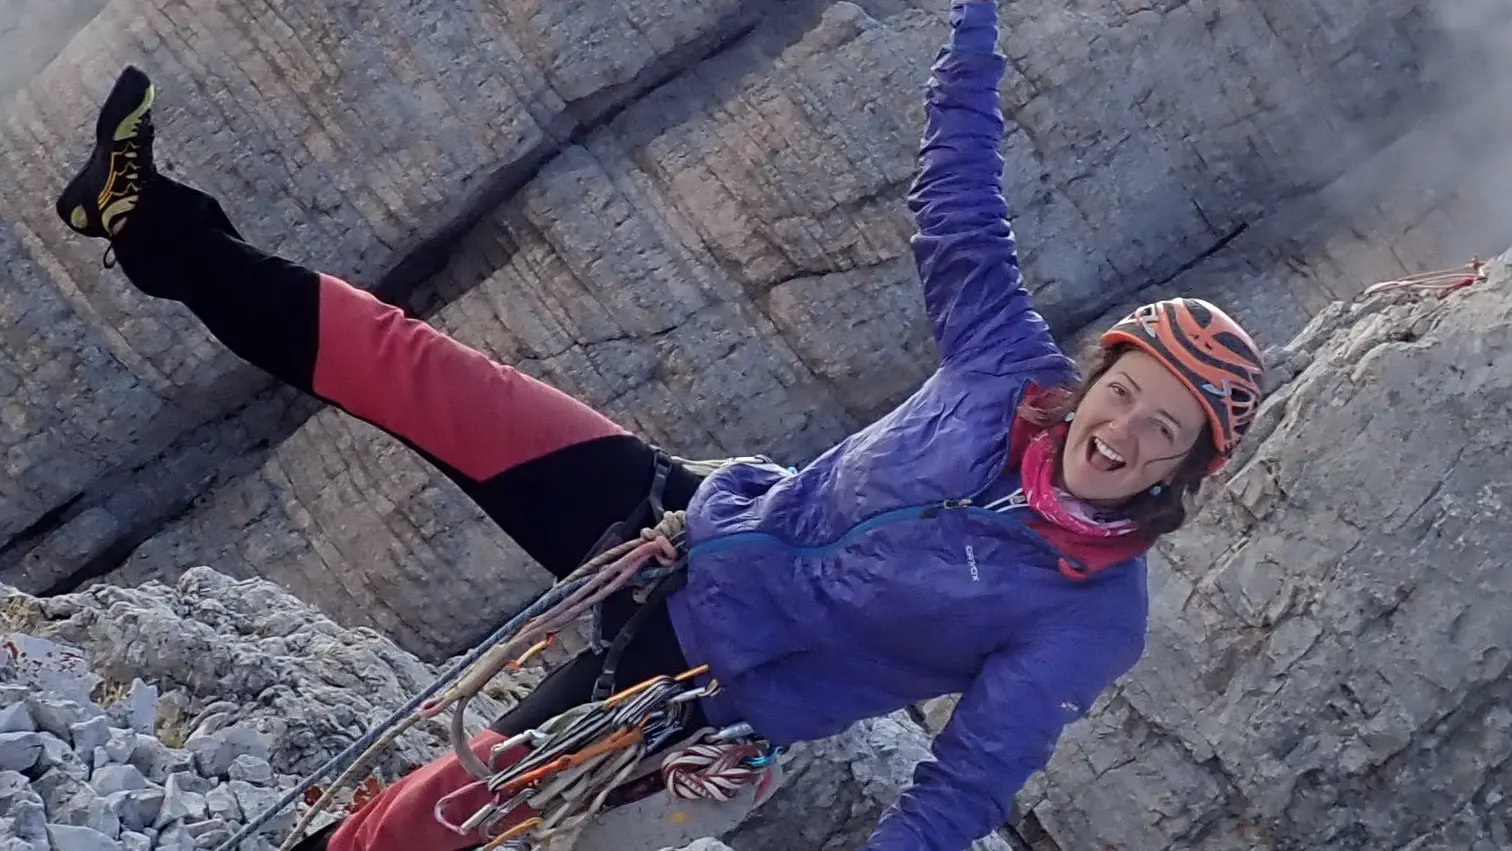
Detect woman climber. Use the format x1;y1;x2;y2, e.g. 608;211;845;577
55;2;1265;850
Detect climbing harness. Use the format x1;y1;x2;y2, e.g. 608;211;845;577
211;451;780;851
1362;257;1488;299
419;512;690;785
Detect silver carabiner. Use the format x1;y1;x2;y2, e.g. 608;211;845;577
477;794;537;840
711;723;755;741
432;779;492;834
490;729;547;763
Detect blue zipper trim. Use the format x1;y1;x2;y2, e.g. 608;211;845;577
683;408;1086;564
685;495;1057;562
686;504;943;559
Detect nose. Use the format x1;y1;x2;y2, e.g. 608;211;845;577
1103;411;1137;439
1104;411;1158;443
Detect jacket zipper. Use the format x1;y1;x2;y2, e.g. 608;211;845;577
919;498;973;518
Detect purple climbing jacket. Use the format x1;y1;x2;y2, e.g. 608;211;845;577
665;3;1153;850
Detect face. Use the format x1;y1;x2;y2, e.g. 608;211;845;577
1061;348;1208;504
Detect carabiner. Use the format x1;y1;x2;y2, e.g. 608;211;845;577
481;816;541;850
743;744;785;769
476;795;538;842
432;778;492;834
712;723;755;742
508;634;556;670
667;687;708;705
490;729;547;763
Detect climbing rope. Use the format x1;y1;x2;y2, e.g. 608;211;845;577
660;739;768;802
428;514;689;783
207;509;693;851
1362;257;1488;299
207;570;599;851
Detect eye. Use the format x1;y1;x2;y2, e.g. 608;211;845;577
1109;383;1128;398
1157;421;1176;443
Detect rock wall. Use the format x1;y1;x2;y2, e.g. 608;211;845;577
5;0;1511;661
5;5;1511;848
0;0;108;97
0;0;760;590
1013;256;1512;849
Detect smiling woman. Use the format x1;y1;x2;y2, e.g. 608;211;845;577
53;5;1271;850
1018;298;1264;535
1066;347;1209;497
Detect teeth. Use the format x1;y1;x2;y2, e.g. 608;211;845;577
1093;436;1126;465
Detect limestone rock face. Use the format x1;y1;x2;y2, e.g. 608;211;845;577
4;0;1510;664
6;2;1512;850
0;0;759;602
1013;257;1512;850
0;0;108;97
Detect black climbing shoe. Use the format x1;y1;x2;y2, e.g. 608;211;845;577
56;65;156;241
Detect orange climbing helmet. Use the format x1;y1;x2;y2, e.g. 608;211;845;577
1099;298;1265;474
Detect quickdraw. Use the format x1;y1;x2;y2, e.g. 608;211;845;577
431;669;751;849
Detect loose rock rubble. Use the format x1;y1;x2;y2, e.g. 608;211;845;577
0;567;523;851
0;649;291;851
0;641;753;851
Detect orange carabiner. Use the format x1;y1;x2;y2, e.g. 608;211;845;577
508;634;556;670
603;664;711;709
497;727;645;797
482;816;543;849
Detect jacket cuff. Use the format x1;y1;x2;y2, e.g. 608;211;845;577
949;1;999;55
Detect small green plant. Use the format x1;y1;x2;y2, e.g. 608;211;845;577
92;678;131;708
156;701;195;749
0;595;42;633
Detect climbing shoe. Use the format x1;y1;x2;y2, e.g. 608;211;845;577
56;65;156;241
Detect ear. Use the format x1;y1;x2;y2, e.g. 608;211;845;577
1160;465;1187;489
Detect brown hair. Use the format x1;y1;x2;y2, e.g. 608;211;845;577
1017;344;1217;537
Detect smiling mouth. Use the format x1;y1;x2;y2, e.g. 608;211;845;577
1087;435;1127;472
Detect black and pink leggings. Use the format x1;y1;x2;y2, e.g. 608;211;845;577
110;176;708;851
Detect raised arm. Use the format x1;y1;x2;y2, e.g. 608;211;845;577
908;1;1068;376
